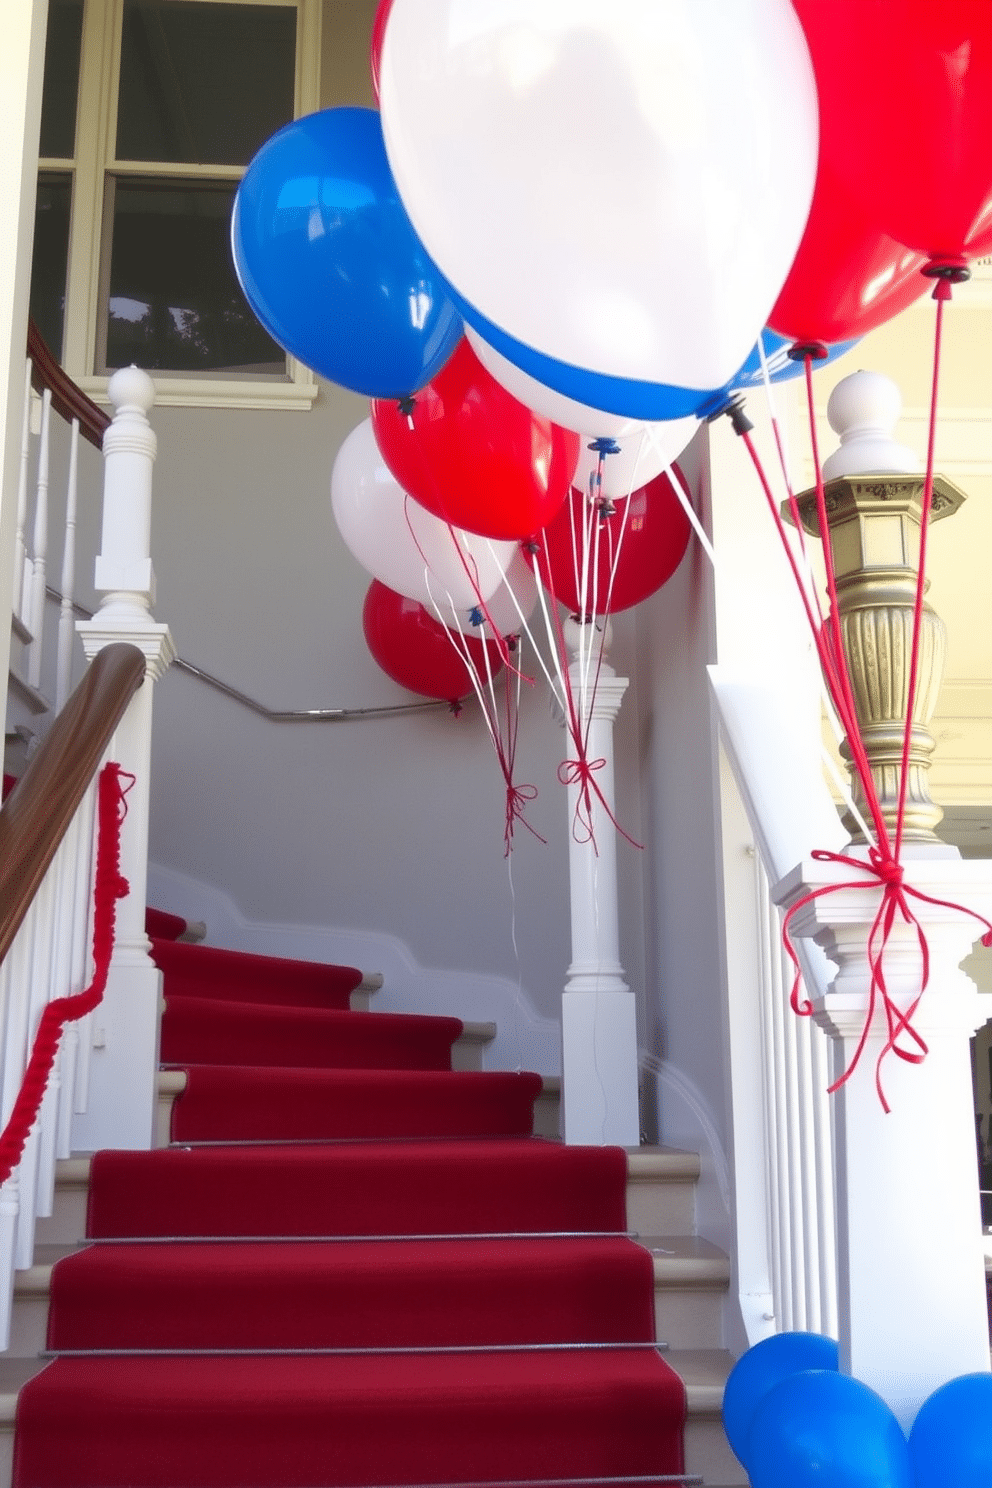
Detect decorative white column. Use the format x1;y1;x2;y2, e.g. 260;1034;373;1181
775;368;992;1429
777;855;992;1428
559;619;640;1146
74;367;176;1152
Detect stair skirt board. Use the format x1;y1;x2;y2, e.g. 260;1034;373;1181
6;933;738;1487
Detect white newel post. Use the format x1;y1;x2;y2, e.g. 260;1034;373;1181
771;368;992;1429
776;857;992;1428
559;621;640;1146
73;366;176;1152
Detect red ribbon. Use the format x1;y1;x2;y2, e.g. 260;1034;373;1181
504;780;545;856
782;847;992;1113
0;763;133;1187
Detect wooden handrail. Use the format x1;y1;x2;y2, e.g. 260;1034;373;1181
27;318;110;451
0;643;145;965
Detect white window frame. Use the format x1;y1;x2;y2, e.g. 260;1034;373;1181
43;0;321;410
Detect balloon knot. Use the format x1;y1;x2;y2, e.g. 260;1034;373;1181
922;257;970;301
596;498;616;522
522;540;541;555
786;341;829;362
468;606;484;626
448;699;463;717
588;437;621;456
721;396;754;436
397;395;417;415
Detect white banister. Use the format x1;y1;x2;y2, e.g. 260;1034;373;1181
712;666;842;1344
0;771;99;1344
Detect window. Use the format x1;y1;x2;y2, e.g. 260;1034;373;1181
30;0;321;408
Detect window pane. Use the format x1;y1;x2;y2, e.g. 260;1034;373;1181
116;1;296;166
103;178;285;373
40;0;83;159
30;174;73;360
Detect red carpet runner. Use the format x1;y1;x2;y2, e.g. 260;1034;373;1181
14;927;686;1487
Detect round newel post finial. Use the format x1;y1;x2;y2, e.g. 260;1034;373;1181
822;369;920;480
107;365;156;419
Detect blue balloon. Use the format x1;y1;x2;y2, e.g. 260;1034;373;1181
723;1331;839;1465
232;108;463;398
724;327;858;395
747;1370;912;1488
444;282;720;422
446;281;857;425
909;1372;992;1488
695;328;859;418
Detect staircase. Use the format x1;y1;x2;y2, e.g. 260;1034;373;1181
0;913;745;1488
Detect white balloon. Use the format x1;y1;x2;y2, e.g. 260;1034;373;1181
570;422;698;502
437;548;539;638
331;419;514;609
464;326;698;499
381;0;818;391
465;326;644;439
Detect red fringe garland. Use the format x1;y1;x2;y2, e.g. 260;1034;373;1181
0;763;133;1187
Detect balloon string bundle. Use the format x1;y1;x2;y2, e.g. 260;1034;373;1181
396;480;547;850
0;762;133;1186
731;277;992;1109
528;499;642;854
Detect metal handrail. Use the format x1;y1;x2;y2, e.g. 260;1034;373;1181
47;588;449;722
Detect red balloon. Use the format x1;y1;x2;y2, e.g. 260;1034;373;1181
362;579;504;702
769;188;930;345
369;0;394;105
530;467;691;616
371;339;579;542
791;2;992;268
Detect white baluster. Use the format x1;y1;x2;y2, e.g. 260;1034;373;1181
55;417;80;711
27;387;51;689
33;1072;59;1220
754;857;786;1328
14;1124;40;1268
13;358;31;622
55;1034;78;1158
0;1175;20;1349
68;781;98;1120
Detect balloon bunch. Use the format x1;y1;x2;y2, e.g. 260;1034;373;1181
233;0;992;865
724;1333;992;1488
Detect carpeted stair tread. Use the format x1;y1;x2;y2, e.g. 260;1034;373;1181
87;1140;630;1238
14;1348;685;1488
171;1065;544;1141
47;1236;656;1350
160;994;462;1070
151;938;362;1009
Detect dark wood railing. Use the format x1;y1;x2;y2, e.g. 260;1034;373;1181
0;642;145;965
27;317;109;450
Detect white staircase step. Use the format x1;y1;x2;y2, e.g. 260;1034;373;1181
669;1347;748;1486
